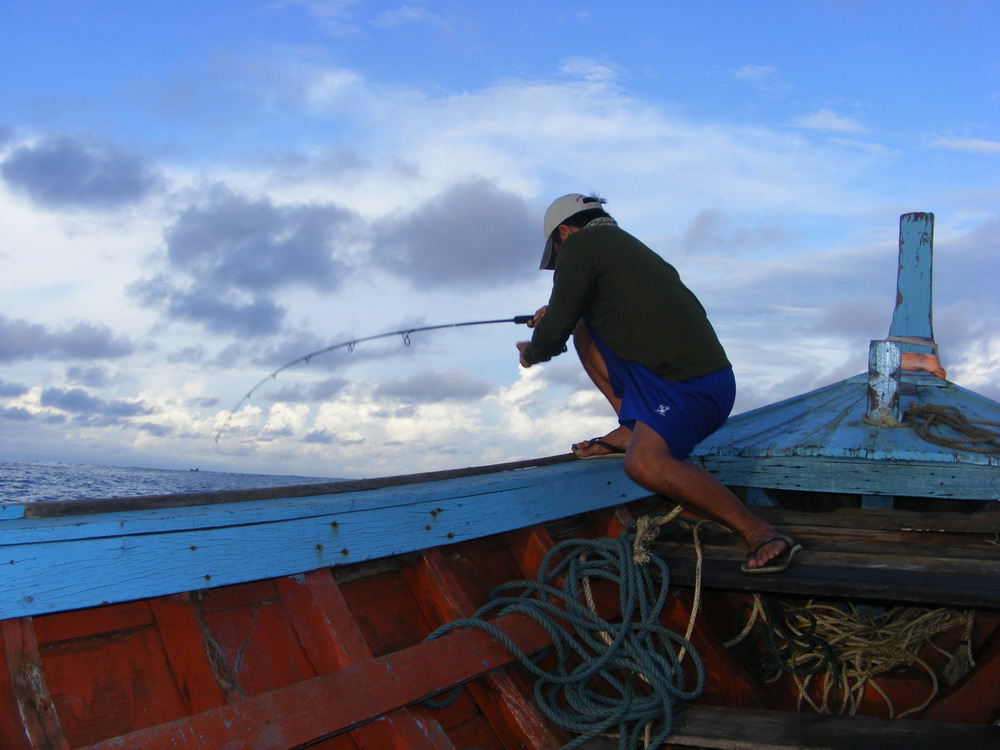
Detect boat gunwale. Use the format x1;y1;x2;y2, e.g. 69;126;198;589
7;454;577;519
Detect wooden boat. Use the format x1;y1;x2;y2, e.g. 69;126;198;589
690;213;999;511
2;213;998;749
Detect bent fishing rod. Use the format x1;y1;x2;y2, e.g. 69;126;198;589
215;314;534;442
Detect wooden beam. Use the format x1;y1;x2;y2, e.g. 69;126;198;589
657;554;1000;609
274;571;367;673
502;524;556;580
404;547;565;750
667;704;999;750
20;455;580;518
2;460;645;620
889;212;935;348
275;570;456;750
150;594;235;713
750;506;1000;534
589;505;636;539
651;505;1000;608
0;618;68;750
84;611;551;750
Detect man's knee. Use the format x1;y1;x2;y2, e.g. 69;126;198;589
624;425;680;491
623;447;670;493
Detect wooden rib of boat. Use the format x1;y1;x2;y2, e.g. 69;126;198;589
3;212;998;749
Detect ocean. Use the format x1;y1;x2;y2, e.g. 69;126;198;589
1;460;339;504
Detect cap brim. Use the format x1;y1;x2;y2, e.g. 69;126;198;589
539;237;556;270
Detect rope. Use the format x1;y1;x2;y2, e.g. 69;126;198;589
423;529;705;750
633;510;732;666
727;597;975;717
905;404;1000;454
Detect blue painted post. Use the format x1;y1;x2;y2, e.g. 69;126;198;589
865;339;902;427
888;213;936;355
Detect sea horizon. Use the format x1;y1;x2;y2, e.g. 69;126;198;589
1;459;342;504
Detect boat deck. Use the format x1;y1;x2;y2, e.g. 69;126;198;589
3;462;999;749
652;505;1000;609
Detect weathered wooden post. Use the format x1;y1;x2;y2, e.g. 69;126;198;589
887;212;945;377
865;339;902;426
865;213;945;426
889;212;936;350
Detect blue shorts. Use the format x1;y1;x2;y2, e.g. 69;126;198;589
589;327;735;460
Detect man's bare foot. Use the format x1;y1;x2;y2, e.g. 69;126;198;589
572;426;631;458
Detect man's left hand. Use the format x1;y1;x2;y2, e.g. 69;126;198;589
516;341;532;368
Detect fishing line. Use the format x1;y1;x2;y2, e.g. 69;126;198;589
215;315;533;442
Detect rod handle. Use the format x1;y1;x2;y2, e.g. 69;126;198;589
513;315;534;325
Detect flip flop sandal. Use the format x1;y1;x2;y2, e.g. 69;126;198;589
572;438;626;460
741;535;802;574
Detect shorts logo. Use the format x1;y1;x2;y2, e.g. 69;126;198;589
655;404;671;416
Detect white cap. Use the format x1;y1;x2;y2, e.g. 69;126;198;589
539;193;606;270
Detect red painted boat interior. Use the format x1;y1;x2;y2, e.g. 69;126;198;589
3;498;999;750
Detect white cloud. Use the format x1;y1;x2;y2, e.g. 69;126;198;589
279;0;363;36
559;57;619;84
373;5;447;30
793;108;865;133
733;65;777;84
2;52;997;478
931;137;1000;154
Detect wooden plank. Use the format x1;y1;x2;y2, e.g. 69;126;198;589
149;594;234;713
589;505;635;539
20;455;578;518
697;454;999;500
0;618;68;750
656;540;999;582
32;600;154;643
196;580;319;699
667;704;999;750
84;611;551;750
889;212;935;345
668;523;1000;569
5;460;635;544
648;506;1000;607
275;570;456;750
502;525;557;580
346;708;457;750
0;622;34;750
39;605;193;746
1;460;645;620
274;570;367;671
749;506;1000;534
656;554;1000;609
405;547;565;750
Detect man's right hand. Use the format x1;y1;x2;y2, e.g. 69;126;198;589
527;306;547;329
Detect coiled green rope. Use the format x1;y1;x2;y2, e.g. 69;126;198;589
423;530;705;749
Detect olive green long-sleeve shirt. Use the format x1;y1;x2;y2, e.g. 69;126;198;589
522;224;730;381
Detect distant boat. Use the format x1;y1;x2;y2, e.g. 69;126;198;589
1;213;997;749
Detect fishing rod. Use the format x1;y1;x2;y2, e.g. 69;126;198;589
215;314;534;442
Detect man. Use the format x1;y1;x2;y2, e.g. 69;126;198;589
516;193;800;573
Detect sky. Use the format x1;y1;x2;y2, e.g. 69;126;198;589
1;1;998;480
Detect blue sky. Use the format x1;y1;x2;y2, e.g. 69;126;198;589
1;1;997;479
